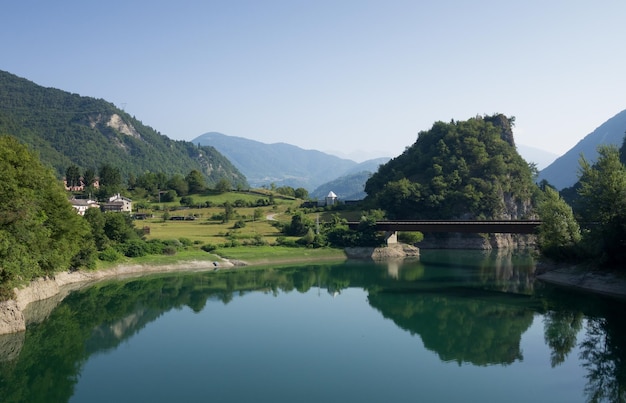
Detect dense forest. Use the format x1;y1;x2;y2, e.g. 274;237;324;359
0;70;248;189
364;114;537;220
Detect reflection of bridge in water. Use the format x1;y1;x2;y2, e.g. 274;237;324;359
347;220;541;244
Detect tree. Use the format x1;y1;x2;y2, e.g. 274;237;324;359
180;196;195;207
83;168;96;189
215;178;231;194
65;165;81;188
577;145;626;264
285;212;313;236
168;174;189;196
161;190;177;202
0;136;94;297
253;208;264;221
127;173;136;190
84;208;109;250
186;169;207;194
98;163;122;197
103;213;138;244
536;187;581;260
223;201;235;223
294;187;309;199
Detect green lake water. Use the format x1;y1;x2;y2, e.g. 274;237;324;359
1;249;625;402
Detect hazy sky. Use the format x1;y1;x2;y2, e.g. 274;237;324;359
2;1;625;161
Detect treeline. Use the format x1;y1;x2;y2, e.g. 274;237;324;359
536;143;626;266
0;136;205;299
66;162;232;201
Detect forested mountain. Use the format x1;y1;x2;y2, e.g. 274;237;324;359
537;109;626;189
0;70;248;188
364;114;537;220
192;132;381;191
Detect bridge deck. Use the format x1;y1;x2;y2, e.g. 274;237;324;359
346;220;541;234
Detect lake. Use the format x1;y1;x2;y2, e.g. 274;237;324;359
1;249;625;403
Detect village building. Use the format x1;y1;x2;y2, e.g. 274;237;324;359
324;191;338;206
64;177;100;192
102;194;133;213
69;198;99;216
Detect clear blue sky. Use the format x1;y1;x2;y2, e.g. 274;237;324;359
2;1;625;161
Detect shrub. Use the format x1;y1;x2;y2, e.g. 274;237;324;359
145;240;165;254
398;231;424;244
178;237;193;247
163;246;177;255
180;196;195;207
99;247;122;262
122;239;148;257
201;244;217;252
163;239;183;248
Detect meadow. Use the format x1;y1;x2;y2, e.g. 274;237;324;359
125;190;353;265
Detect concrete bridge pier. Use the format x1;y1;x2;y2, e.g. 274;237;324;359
385;231;398;245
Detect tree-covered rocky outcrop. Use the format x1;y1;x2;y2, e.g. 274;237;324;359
364;114;537;220
0;70;248;189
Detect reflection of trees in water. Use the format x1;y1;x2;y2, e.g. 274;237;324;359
541;290;626;402
543;310;583;367
579;316;626;402
2;257;626;402
367;291;534;366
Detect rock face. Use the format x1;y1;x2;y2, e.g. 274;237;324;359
417;233;536;250
345;243;420;260
0;300;25;334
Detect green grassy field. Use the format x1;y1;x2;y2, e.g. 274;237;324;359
124;190;363;265
142;208;286;244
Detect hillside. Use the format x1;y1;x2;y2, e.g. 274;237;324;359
0;70;248;188
192;132;375;191
537;109;626;189
364;114;536;220
310;158;389;201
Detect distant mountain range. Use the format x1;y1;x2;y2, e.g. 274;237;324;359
516;144;558;170
192;131;564;199
192;132;390;193
537;109;626;189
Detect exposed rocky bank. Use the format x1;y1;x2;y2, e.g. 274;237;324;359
0;259;238;335
344;243;420;260
536;262;626;300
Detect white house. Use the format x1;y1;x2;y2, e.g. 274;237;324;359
325;191;338;206
316;191;338;207
69;198;99;216
102;193;133;212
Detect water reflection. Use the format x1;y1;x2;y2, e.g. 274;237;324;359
0;250;625;402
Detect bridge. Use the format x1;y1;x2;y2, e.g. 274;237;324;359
346;220;541;244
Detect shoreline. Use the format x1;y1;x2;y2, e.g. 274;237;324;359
0;258;241;335
536;262;626;300
3;252;626;335
0;250;347;335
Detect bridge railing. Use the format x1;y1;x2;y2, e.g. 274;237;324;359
346;220;542;234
